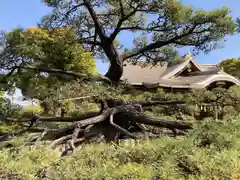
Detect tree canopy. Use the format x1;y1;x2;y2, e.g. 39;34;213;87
219;58;240;79
0;27;97;100
40;0;236;82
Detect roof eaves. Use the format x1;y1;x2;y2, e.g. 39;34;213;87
194;74;240;87
161;52;203;79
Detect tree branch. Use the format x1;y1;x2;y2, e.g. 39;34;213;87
65;3;85;17
109;108;136;139
119;0;125;17
77;39;101;46
15;65;111;84
37;112;100;122
122;24;198;60
82;0;108;40
119;25;167;32
126;110;193;130
22;65;88;79
109;4;140;41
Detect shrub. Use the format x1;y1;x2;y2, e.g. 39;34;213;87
2;122;240;179
188;119;240;150
0;146;60;179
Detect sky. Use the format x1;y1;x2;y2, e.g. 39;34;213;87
1;0;240;104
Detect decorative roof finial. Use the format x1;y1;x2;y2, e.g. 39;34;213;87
185;52;192;57
183;52;192;61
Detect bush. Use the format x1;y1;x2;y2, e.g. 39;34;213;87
0;145;60;179
1;124;240;179
1;86;240;179
188;119;240;150
44;133;240;179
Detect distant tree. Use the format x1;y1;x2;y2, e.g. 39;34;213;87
219;58;240;78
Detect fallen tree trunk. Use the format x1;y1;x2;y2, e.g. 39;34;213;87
0;99;193;156
37;111;100;122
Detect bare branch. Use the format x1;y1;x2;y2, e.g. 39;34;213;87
126;110;193;130
0;116;39;141
50;135;72;148
119;25;167;32
69;124;82;150
37;112;100;122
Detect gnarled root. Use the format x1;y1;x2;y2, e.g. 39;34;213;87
0;101;193;156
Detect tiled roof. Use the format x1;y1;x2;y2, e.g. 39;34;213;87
121;63;167;84
121;52;240;88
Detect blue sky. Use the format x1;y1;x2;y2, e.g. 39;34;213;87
1;0;240;104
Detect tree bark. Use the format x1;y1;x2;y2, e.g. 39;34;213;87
102;41;123;83
82;0;124;83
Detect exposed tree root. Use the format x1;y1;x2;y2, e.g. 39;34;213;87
0;99;193;156
50;135;72;149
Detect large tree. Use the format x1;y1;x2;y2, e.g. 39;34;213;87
0;0;238;155
39;0;236;83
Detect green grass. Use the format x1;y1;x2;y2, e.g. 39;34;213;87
1;119;240;179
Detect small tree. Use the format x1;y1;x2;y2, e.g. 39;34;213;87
0;27;97;99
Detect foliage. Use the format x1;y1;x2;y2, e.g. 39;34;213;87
219;57;240;78
189;119;240;150
19;103;44;116
40;0;237;82
89;85;240;120
0;0;237;118
29;82;240;119
0;144;60;179
1;119;240;179
0;91;21;119
42;0;236;56
0;27;97;100
0;80;237;122
0;1;239;178
0;77;240;180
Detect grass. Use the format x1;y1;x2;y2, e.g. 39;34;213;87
1;119;240;179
